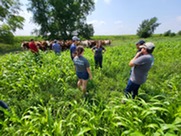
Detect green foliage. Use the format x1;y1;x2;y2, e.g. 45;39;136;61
0;0;24;44
164;30;176;37
0;0;25;31
177;30;181;36
164;30;172;36
0;24;14;44
137;17;160;38
0;36;181;135
27;0;95;40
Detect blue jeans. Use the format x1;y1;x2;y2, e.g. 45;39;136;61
124;80;140;99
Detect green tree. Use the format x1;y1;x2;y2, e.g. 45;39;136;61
137;17;160;38
27;0;95;40
163;30;176;37
163;30;172;36
0;24;14;43
0;0;25;43
177;30;181;36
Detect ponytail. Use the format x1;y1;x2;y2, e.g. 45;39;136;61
76;46;84;56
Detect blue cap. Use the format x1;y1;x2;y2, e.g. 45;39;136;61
136;40;145;45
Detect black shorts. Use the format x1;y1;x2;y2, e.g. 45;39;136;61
76;71;89;80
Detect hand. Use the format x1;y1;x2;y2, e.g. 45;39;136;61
135;51;143;58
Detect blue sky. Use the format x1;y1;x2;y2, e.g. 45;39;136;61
15;0;181;36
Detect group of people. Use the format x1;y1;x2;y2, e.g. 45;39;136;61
28;36;155;98
70;37;155;99
28;39;62;55
70;36;106;95
125;40;155;99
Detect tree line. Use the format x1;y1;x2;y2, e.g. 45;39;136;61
0;0;180;45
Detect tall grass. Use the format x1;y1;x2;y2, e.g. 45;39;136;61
0;36;181;135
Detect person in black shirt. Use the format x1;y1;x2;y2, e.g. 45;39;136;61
92;41;106;69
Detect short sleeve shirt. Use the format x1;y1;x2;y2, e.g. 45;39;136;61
70;43;76;55
130;54;154;84
29;41;38;53
92;46;105;57
52;43;61;53
73;56;90;72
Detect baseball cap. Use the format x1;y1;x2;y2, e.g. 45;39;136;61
136;40;145;45
139;42;155;50
72;36;80;41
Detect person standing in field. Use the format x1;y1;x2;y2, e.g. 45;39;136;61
129;40;146;75
124;42;155;99
135;40;145;52
70;36;80;60
28;39;39;54
28;39;42;65
52;39;61;54
92;41;106;69
73;46;92;95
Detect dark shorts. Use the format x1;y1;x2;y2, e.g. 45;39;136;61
76;71;89;80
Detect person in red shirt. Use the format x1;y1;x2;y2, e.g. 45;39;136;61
29;39;39;53
28;39;42;65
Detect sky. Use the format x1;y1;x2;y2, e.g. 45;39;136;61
15;0;181;36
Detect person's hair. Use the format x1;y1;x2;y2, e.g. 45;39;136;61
76;46;84;56
146;47;155;54
30;39;34;41
96;40;102;47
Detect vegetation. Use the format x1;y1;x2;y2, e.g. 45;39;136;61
137;17;160;38
178;30;181;36
27;0;95;40
0;0;24;44
163;30;176;37
0;35;181;135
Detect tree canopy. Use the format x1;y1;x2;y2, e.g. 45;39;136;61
27;0;95;40
0;0;25;43
136;17;160;38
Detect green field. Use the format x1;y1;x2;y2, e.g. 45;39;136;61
0;35;181;135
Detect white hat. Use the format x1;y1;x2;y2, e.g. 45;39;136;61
72;36;80;41
139;42;155;50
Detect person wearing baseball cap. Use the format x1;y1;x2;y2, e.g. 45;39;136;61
135;40;145;52
70;36;80;60
124;42;155;99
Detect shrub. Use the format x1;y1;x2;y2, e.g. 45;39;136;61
177;30;181;36
0;25;14;44
163;30;171;36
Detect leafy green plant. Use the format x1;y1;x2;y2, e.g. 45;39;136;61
0;36;181;135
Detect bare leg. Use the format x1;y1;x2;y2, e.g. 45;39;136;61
77;79;83;90
82;80;88;94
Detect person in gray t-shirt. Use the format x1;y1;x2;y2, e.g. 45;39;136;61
125;42;155;99
73;46;92;94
